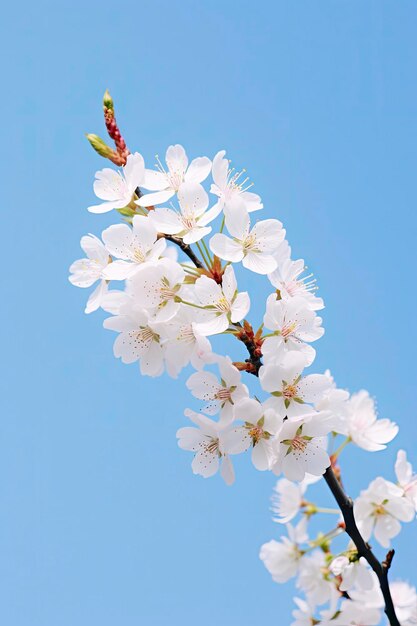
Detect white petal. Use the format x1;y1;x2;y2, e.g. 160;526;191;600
242;252;277;274
231;292;250;322
224;200;250;239
85;281;107;314
148;208;183;234
101;223;133;259
138;189;175;207
142;169;167;191
123;152;145;190
194;314;229;336
184;156;212;184
209;234;244;262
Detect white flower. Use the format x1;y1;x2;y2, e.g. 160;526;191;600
101;215;166;280
390;581;417;626
314;371;350;435
162;306;212;378
148;181;222;244
87;152;145;214
395;450;417;511
354;477;415;548
272;415;331;482
260;518;308;583
103;301;164;377
269;257;324;311
176;409;249;485
209;201;284;274
259;352;332;420
129;258;185;322
271;478;306;524
348;571;384;609
332;599;382;626
193;265;250;335
345;390;398;452
329;556;373;592
228;398;282;470
139;144;211;207
186;356;248;422
69;234;110;313
297;550;333;605
291;597;316;626
262;294;324;366
210;150;263;213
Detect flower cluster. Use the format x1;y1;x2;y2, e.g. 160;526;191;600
71;114;416;626
261;450;417;625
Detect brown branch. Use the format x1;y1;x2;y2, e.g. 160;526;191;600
324;467;400;626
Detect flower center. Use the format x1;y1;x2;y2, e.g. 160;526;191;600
181;214;197;230
216;388;232;401
249;426;264;444
373;504;387;517
225;166;253;198
281;321;297;338
206;439;220;455
283;384;298;398
131;327;159;344
215;296;231;313
242;233;257;251
177;324;195;344
133;247;146;263
291;436;308;452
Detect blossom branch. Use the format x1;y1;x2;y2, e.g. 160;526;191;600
234;332;402;625
323;466;401;626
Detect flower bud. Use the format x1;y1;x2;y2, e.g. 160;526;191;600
103;89;114;111
85;134;115;159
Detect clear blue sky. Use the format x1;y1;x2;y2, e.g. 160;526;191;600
1;1;417;624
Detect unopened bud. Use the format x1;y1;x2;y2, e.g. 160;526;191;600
103;89;114;110
86;133;115;159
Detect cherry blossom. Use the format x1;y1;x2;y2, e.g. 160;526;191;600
103;301;165;377
395;450;417;512
129;258;185;322
297;550;333;605
139;144;211;207
262;294;324;366
314;371;350;434
332;599;382;626
193;265;250;336
148;181;222;244
228;398;282;470
271;414;331;481
259;518;308;583
162;307;212;378
345;390;398;452
210;150;263;213
329;555;373;592
271;478;307;524
268;257;324;311
87;152;145;213
209;201;284;274
186;356;248;422
69;234;111;313
390;581;417;626
259;352;332;420
176;409;249;485
101;215;166;280
354;477;415;547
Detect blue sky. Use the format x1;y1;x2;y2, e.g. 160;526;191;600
1;1;417;624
